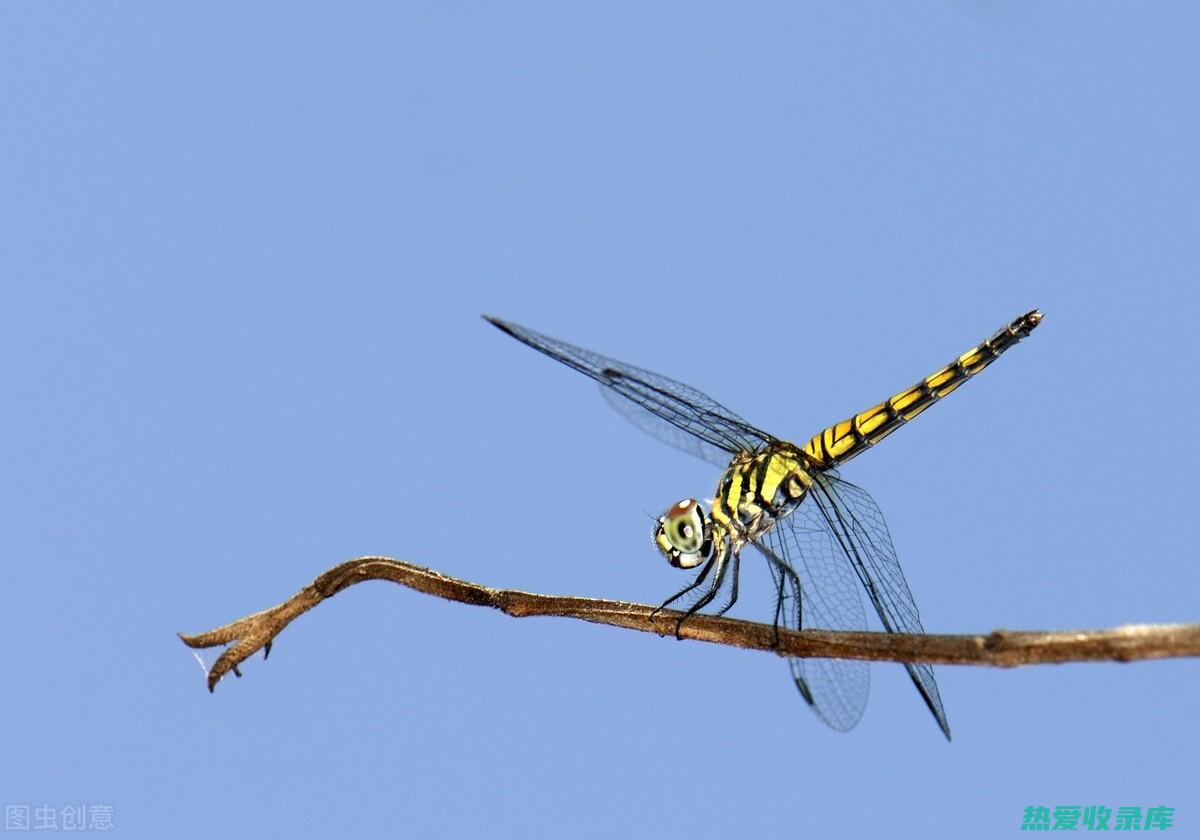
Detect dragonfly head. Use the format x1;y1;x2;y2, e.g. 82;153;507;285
654;499;713;569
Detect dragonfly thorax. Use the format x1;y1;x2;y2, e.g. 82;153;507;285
654;498;715;569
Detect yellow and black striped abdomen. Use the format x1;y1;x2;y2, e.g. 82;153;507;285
802;310;1042;468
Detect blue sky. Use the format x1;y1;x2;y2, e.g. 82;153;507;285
2;3;1197;837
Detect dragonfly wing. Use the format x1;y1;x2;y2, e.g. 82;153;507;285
486;316;775;463
753;508;871;731
808;472;952;740
598;385;734;467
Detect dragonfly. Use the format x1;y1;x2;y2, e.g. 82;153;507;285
485;310;1042;740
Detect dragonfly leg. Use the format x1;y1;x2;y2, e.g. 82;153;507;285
710;550;741;617
673;551;732;637
760;547;802;649
651;556;715;620
777;561;803;631
771;577;786;649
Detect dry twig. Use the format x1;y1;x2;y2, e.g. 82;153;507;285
179;556;1200;692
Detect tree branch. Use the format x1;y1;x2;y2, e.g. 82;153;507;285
179;555;1200;692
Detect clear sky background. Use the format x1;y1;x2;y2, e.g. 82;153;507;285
2;3;1197;838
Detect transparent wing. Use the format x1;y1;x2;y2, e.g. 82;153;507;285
486;316;776;464
598;387;734;467
752;506;871;732
808;472;952;740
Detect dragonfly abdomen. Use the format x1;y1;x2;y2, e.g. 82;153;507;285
802;310;1042;468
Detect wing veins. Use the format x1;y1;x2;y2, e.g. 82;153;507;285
488;316;773;462
809;474;952;740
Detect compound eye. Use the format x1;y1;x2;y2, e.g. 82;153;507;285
662;499;706;554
